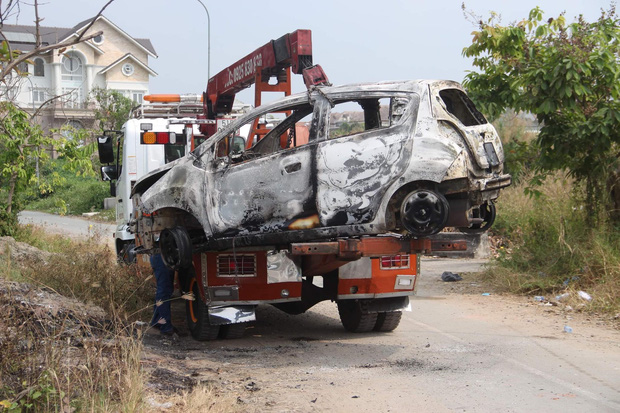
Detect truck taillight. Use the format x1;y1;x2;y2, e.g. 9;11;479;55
156;132;169;144
380;255;410;269
142;131;156;144
140;132;184;145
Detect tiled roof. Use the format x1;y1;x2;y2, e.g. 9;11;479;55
1;16;157;56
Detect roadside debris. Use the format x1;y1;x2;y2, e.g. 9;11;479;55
482;293;491;296
441;272;463;282
563;325;573;333
578;291;593;301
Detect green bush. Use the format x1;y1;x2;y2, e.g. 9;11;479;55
0;204;17;236
488;175;620;313
21;158;109;215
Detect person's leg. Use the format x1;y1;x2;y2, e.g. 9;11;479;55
150;254;175;334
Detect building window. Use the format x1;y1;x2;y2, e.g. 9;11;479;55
61;52;83;82
34;58;45;77
32;89;46;103
121;63;134;76
17;61;29;74
132;91;144;103
92;34;104;45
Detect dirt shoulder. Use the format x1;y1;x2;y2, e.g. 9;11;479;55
140;258;620;412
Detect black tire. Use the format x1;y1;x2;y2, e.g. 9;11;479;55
218;323;247;339
400;189;449;236
185;275;220;341
118;242;136;265
159;227;193;270
460;202;496;234
374;311;402;332
337;300;378;333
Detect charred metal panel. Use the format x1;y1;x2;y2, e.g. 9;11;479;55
210;148;315;235
316;130;411;225
266;250;302;284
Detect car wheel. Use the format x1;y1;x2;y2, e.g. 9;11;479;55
185;275;220;341
460;202;496;234
337;300;378;333
374;311;402;332
159;226;192;270
219;323;247;339
400;189;449;236
118;241;136;265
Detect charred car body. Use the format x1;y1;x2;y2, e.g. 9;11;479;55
131;80;510;267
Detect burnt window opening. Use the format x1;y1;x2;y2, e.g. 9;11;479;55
252;106;314;156
439;89;487;127
329;96;407;139
216;103;314;161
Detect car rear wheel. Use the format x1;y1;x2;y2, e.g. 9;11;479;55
400;189;449;236
460;202;496;234
337;300;378;333
185;275;220;341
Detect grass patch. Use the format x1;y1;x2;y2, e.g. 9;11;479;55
0;227;154;410
20;158;110;216
485;174;620;315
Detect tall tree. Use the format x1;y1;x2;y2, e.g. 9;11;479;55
462;5;620;222
0;0;116;227
90;87;135;131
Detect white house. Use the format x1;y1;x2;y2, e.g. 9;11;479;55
2;15;157;132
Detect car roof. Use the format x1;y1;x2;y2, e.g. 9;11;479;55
251;79;464;112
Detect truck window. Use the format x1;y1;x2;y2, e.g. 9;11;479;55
165;145;185;163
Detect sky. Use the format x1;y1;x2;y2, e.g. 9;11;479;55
6;0;614;104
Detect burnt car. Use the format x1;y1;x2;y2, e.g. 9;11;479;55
131;80;511;267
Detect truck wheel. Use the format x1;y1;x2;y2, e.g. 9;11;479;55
160;226;192;270
219;323;247;339
374;311;402;332
337;300;378;333
185;276;220;341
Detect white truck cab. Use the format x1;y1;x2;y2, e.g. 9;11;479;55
98;96;209;262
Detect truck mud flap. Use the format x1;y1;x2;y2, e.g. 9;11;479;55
207;305;256;325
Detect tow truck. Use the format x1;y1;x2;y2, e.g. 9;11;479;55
98;29;473;340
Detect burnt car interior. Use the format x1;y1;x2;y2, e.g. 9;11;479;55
438;89;487;127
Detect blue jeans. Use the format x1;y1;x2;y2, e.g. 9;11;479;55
150;254;175;334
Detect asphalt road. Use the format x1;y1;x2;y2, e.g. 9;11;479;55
18;211;620;412
18;210;116;248
149;261;620;413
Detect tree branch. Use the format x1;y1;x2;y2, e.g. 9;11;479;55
74;0;115;43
